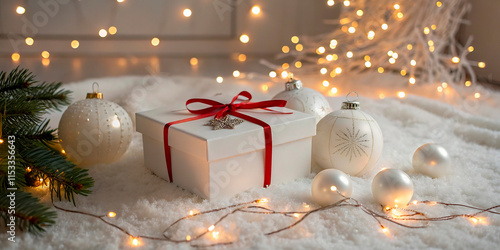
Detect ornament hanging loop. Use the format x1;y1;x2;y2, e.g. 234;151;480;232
346;92;359;102
92;82;99;93
342;92;360;110
87;82;103;99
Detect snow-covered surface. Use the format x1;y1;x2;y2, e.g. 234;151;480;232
2;73;500;249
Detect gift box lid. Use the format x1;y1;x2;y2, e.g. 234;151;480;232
136;101;316;162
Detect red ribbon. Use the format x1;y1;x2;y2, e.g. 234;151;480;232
163;91;289;188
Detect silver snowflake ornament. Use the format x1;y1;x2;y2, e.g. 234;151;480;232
204;115;244;130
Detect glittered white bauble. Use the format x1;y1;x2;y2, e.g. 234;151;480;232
412;143;451;178
313;94;383;176
311;169;352;206
58;84;133;166
272;76;331;123
371;169;414;207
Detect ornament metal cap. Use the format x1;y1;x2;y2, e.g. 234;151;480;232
341;92;360;110
285;73;303;91
86;82;103;99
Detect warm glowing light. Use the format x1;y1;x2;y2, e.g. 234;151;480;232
258;198;269;203
407;44;413;50
117;0;124;2
411;60;416;66
112;118;120;128
269;71;277;78
41;51;50;59
317;46;326;54
322;80;329;87
291;36;299;43
394;4;400;10
99;29;107;37
377;67;384;73
356;9;364;16
186;235;191;241
428;40;434;46
343;1;350;7
303;203;310;208
132;238;139;246
335;67;342;74
326;54;334;61
108;212;117;218
212;231;220;239
240;34;249;43
429;46;435;52
320;68;328;75
188;210;195;216
397;12;404;19
379;93;385;99
71;40;79;49
42;59;50;66
327;0;335;6
451;57;460;63
346;51;353;58
436;1;442;7
465;80;471;87
233;70;240;78
442;82;448;88
281;71;288;78
331;87;338;94
412;200;418;205
282;63;289;69
363;55;370;61
365;61;372;68
437;86;443;92
151;37;160;46
282;46;290;53
329;40;337;49
389;58;396;64
26;167;31;172
397;91;406;98
474;92;480;99
251;5;261;15
330;186;337;191
381;23;388;30
400;69;407;76
295;61;302;68
261;84;269;92
431;24;437;30
238;53;247;62
409;77;416;84
367;30;375;40
190;57;198;66
296;44;303;51
11;53;20;62
183;8;192;17
109;26;117;35
387;50;394;57
471;217;478;224
25;37;34;46
384;206;391;211
216;76;223;83
348;27;356;33
468;46;474;52
16;6;26;14
428;201;438;206
293;213;301;218
208;225;215;232
478;62;486;68
382;227;389;234
392;53;399;59
424;27;430;35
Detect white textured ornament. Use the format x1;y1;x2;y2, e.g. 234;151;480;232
311;169;352;206
412;143;451;178
371;169;414;207
272;76;331;123
58;84;133;166
313;93;383;176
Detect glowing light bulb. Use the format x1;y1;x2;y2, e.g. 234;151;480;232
320;68;327;75
61;149;66;154
382;227;389;234
387;50;394;56
41;51;50;59
269;71;277;78
295;61;302;68
409;77;416;84
281;71;288;78
346;51;353;58
407;44;413;50
428;40;434;46
293;213;300;218
437;86;443;92
109;26;117;35
356;9;364;16
183;8;192;17
42;58;50;66
474;92;480;98
381;23;388;30
392;52;399;59
410;60;416;66
348;27;356;33
378;67;384;73
25;37;34;46
151;37;160;46
261;84;269;92
117;0;124;2
468;46;474;52
296;44;303;51
233;70;240;77
365;61;371;68
327;0;335;6
291;36;299;43
343;1;350;7
397;91;406;98
108;212;117;218
208;225;215;231
238;53;247;62
282;63;289;69
335;67;342;74
326;54;334;61
323;80;330;87
451;57;460;63
190;57;198;66
69;40;79;49
330;186;337;191
389;58;396;64
465;80;471;87
186;235;191;241
258;198;269;203
367;30;375;40
216;76;223;83
397;12;403;19
436;1;442;7
424;27;430;35
429;46;435;52
12;53;20;62
394;4;400;10
329;39;338;49
282;46;290;53
251;5;261;15
240;34;249;43
16;6;25;14
332;54;338;60
478;62;486;68
317;46;326;54
400;69;406;76
442;82;448;88
431;24;437;30
212;231;220;239
412;200;418;205
331;87;338;94
98;29;107;38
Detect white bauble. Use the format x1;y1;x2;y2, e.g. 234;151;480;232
58;88;133;166
272;77;331;123
313;97;383;176
371;169;414;207
311;169;352;206
412;143;452;178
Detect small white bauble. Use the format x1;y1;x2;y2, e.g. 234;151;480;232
272;76;331;123
313;93;383;176
371;169;414;207
311;169;352;206
58;84;133;166
412;143;451;178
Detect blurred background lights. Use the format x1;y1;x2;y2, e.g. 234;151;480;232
251;6;261;15
99;29;107;38
291;36;299;43
71;40;79;49
269;71;277;78
11;53;20;62
216;76;223;83
327;0;335;6
183;8;192;17
233;70;240;77
25;37;34;46
109;26;117;35
41;51;50;59
190;57;198;66
16;6;25;14
151;37;160;46
240;34;249;43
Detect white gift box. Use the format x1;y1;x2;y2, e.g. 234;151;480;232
136;102;316;199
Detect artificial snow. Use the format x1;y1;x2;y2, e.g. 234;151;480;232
1;73;499;249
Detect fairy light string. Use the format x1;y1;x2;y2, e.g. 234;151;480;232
52;192;500;248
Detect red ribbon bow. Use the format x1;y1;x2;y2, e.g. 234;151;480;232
163;91;290;188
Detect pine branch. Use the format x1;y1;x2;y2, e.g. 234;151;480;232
0;67;35;93
0;190;56;234
5;120;58;149
27;82;71;111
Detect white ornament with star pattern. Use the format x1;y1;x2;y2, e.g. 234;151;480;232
312;93;383;176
